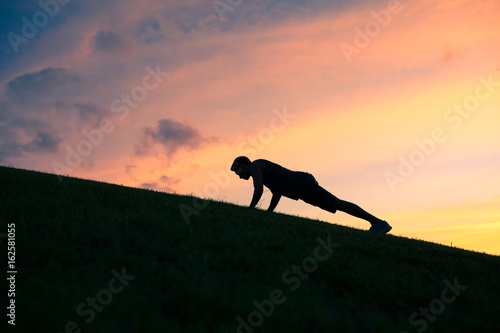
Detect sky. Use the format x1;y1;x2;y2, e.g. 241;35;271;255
1;0;499;255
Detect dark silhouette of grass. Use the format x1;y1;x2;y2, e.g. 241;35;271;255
1;165;499;333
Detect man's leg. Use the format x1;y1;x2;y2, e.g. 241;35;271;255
335;199;385;225
304;185;386;227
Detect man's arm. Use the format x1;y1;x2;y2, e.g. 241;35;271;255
249;162;264;209
267;193;281;212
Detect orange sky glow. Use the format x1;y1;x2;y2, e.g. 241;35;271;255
1;0;499;255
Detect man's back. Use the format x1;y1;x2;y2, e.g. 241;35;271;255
256;159;301;199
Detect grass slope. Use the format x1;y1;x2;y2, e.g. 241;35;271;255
1;165;499;333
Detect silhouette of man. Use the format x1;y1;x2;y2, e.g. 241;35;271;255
231;156;392;233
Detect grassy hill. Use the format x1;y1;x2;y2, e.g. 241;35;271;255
1;165;499;333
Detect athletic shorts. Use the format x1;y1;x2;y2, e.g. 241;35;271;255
295;173;339;214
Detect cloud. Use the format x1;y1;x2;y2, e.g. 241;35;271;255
6;67;84;100
134;118;216;158
0;97;108;163
0;109;62;163
140;182;159;190
160;174;180;191
160;175;180;184
0;67;106;163
72;100;108;125
140;174;180;193
92;29;135;57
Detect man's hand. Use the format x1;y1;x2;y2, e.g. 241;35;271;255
267;193;281;212
249;161;264;209
249;186;263;209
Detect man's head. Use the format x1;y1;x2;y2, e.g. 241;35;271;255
231;156;251;180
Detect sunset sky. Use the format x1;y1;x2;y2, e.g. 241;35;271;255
1;0;499;255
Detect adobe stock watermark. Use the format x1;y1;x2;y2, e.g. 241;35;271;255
229;235;340;333
339;0;403;64
51;64;169;182
7;0;72;54
213;0;244;21
178;107;296;224
50;267;135;333
384;74;500;192
400;277;467;333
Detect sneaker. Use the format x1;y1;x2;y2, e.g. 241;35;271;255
369;221;392;233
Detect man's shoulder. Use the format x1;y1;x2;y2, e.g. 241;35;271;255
251;159;271;168
253;159;284;172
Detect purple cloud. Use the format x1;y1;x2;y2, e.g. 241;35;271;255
92;29;135;55
134;118;214;157
6;67;84;100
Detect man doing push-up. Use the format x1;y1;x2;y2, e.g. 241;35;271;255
230;156;392;233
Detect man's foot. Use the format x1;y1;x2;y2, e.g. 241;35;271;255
369;220;392;234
